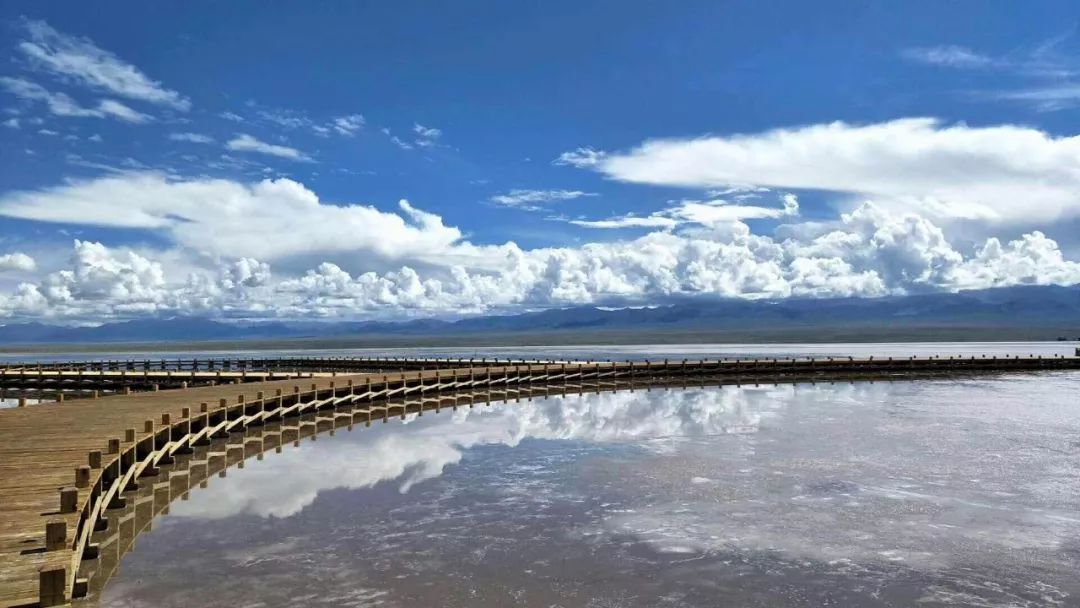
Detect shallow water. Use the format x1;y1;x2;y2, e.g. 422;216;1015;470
94;371;1080;607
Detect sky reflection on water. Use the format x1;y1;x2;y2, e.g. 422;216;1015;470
98;372;1080;607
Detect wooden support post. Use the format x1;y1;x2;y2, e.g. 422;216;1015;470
75;465;90;488
38;565;66;607
18;397;26;407
45;520;66;550
124;428;135;442
88;450;101;469
59;487;77;513
107;438;120;454
144;420;154;433
56;393;64;404
161;413;171;425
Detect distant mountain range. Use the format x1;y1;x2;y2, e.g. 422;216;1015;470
1;285;1080;346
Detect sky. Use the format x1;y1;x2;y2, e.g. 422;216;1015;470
2;1;1080;324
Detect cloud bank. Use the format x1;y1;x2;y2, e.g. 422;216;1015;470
0;173;1077;321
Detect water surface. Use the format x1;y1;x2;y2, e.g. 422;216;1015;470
95;371;1080;607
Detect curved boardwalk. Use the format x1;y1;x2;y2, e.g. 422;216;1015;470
1;356;1078;607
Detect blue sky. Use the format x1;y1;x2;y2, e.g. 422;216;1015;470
2;1;1080;323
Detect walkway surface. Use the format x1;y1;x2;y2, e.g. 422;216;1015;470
0;373;366;607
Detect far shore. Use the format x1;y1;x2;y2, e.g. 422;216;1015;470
1;325;1079;354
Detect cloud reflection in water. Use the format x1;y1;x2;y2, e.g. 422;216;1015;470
170;385;779;519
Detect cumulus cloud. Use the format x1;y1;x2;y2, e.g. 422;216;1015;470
562;118;1080;225
264;201;1080;316
489;189;596;211
18;19;190;111
0;173;1078;322
1;240;168;318
226;134;312;162
0;253;36;272
0;240;275;320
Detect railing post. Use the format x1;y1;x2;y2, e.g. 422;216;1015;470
38;565;66;607
59;487;77;513
75;465;90;488
45;520;66;551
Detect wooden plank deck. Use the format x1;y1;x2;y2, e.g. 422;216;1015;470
0;373;368;608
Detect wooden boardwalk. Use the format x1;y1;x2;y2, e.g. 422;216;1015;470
1;355;1078;607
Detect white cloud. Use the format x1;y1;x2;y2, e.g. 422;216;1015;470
226;134;312;162
903;35;1080;111
2;77;101;118
219;111;245;122
256;108;312;130
277;201;1080;315
489;189;596;210
251;105;365;137
0;77;152;123
0;174;1078;322
96;99;151;123
0;253;36;272
0;241;277;320
902;45;994;68
0;173;468;263
413;123;441;147
564;118;1080;225
553;146;606;168
991;85;1080;112
18;19;189;111
3;118;19;129
332;114;365;136
169;132;215;144
1;240;168;318
37;128;59;136
573;194;798;229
